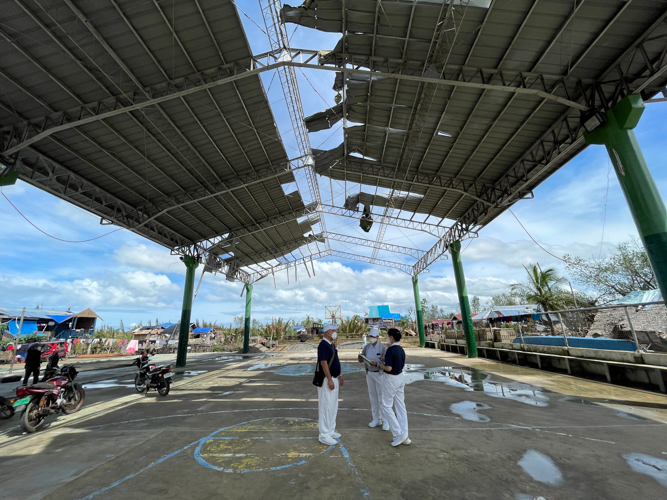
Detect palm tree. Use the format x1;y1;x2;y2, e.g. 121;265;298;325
511;264;571;334
338;315;365;335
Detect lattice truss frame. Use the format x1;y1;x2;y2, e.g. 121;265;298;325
1;0;667;284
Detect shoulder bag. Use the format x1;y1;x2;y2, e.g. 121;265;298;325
313;348;335;387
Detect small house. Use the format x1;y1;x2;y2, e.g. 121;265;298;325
365;305;401;327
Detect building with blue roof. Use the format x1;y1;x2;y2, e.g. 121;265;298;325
365;305;401;327
0;306;101;340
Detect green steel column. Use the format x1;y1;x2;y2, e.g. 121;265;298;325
585;95;667;300
176;255;198;368
449;240;478;358
243;283;253;354
411;275;426;347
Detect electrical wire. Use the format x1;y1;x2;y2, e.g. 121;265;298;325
509;207;599;270
599;159;612;258
508;207;568;263
2;192;121;243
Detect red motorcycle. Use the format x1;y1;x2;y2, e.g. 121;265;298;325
14;366;85;433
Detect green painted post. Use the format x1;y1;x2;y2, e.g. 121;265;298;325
176;255;198;368
243;283;253;354
411;275;426;347
584;95;667;300
449;241;478;358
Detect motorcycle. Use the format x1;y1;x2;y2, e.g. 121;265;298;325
14;365;85;433
132;357;174;396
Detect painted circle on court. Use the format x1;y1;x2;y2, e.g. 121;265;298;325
194;417;334;473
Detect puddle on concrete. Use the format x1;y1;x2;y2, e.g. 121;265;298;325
559;396;598;407
83;380;135;389
184;370;208;376
518;450;563;486
214;356;234;362
405;367;549;407
450;401;491;422
220;391;234;396
515;495;549;500
623;453;667;488
615;410;647;421
247;363;283;371
404;364;426;371
274;363;363;376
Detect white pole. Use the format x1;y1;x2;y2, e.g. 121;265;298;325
9;308;26;375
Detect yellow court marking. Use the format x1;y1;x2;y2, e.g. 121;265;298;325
195;417;333;473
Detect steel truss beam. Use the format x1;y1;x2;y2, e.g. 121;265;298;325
249;249;330;283
225;233;325;268
324;232;426;259
0;51;598;158
318;203;448;238
259;0;326;237
136;161;309;228
412;13;667;275
186;202;320;255
324;159;506;206
13;149;190;249
330;250;413;275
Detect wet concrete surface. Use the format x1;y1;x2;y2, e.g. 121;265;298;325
1;349;667;499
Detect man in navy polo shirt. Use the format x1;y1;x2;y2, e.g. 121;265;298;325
317;324;344;446
379;328;409;446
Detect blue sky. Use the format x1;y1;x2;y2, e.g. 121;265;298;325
1;1;666;329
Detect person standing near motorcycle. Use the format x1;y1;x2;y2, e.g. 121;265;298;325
23;344;42;385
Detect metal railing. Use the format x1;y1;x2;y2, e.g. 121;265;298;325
518;301;666;353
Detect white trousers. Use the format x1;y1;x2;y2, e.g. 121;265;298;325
318;376;339;439
366;371;384;422
382;373;408;439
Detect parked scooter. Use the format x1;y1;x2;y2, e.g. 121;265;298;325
14;365;85;433
132;356;174;396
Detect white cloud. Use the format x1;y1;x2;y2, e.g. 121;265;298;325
0;270;182;313
113;244;185;275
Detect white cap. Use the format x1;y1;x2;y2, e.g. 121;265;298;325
322;324;339;332
368;328;379;337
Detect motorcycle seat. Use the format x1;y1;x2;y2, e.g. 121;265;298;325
27;382;55;389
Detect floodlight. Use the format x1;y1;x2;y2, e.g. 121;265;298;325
581;107;606;134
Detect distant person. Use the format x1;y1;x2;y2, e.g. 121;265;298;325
358;328;389;431
41;351;60;381
379;328;409;446
316;324;343;446
23;344;42;386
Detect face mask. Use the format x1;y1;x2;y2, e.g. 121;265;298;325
331;332;337;340
370;338;377;345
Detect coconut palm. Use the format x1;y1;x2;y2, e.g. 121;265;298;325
510;264;572;334
338;315;365;335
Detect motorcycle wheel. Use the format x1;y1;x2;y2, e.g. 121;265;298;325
134;374;147;393
20;401;45;433
62;386;85;415
0;404;15;420
157;379;170;396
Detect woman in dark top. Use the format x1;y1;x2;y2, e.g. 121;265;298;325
379;329;410;447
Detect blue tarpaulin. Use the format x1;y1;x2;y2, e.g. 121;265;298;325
7;320;39;335
193;327;213;334
43;314;72;324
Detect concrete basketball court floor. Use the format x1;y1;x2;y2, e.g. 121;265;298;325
1;349;667;500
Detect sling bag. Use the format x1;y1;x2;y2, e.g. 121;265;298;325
312;349;335;387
